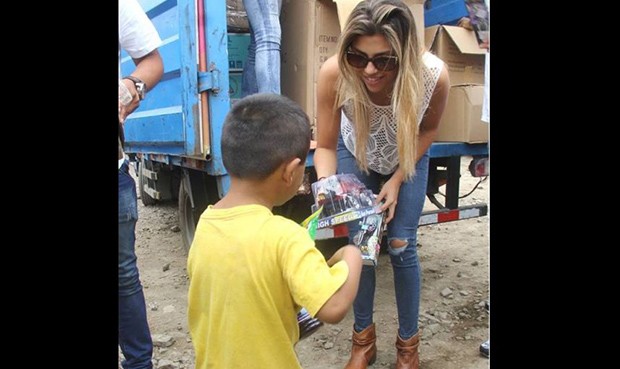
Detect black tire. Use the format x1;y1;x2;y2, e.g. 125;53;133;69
178;180;206;252
139;158;157;206
178;170;217;252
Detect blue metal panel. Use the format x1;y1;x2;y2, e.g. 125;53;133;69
121;0;235;185
139;0;170;13
175;0;200;157
122;0;204;158
146;1;179;41
124;80;184;152
125;109;184;143
424;0;468;26
202;0;230;176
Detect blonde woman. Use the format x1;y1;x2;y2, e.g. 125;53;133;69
313;1;449;368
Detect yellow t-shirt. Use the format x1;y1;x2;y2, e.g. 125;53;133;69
187;204;349;369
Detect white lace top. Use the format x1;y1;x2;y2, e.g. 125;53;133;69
340;51;444;175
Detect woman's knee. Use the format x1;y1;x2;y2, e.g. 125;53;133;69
387;237;420;266
388;238;408;256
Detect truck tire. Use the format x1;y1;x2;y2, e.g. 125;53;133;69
178;180;209;252
139;159;158;206
178;170;217;252
178;182;195;252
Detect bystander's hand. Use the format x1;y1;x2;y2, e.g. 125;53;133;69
119;79;141;123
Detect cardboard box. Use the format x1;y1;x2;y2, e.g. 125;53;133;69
334;0;425;45
281;0;340;132
281;0;425;131
435;84;488;143
425;25;485;85
311;173;380;229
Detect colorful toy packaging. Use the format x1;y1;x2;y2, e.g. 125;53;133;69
311;174;381;229
351;212;386;266
311;174;385;266
300;205;323;241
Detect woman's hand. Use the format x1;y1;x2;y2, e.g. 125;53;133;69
375;173;403;224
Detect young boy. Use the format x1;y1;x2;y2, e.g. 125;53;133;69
187;93;363;369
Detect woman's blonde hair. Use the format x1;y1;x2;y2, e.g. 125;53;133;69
335;0;423;180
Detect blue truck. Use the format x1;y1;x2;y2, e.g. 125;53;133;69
121;0;489;250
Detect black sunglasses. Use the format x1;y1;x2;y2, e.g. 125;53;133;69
345;51;399;71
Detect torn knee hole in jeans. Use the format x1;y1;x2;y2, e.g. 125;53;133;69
390;239;408;249
388;239;408;255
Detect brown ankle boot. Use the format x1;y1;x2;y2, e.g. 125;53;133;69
344;323;377;369
395;332;420;369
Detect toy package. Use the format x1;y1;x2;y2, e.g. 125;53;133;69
311;174;381;229
352;213;386;266
300;205;323;241
311;174;385;266
464;0;489;47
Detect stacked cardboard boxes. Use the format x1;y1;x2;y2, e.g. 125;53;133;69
436;84;487;143
425;25;485;85
425;25;488;143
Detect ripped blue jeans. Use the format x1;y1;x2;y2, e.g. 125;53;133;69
336;136;429;339
119;161;153;369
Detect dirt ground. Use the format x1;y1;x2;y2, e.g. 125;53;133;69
120;157;490;369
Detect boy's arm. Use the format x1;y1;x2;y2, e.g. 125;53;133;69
315;245;362;324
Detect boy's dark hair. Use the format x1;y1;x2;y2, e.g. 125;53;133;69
222;93;311;179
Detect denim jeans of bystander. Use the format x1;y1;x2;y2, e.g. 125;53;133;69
119;161;153;369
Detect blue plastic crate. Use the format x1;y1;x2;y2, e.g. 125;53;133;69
424;0;468;26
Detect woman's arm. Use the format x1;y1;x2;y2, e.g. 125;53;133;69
314;55;342;179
